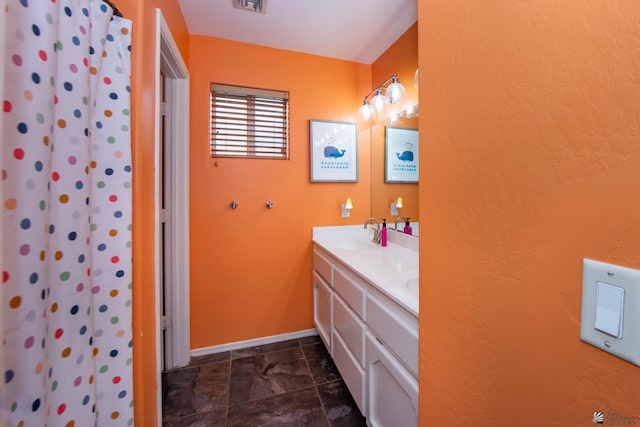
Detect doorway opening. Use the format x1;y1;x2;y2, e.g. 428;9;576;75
155;9;190;372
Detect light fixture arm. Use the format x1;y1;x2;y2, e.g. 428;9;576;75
362;73;398;103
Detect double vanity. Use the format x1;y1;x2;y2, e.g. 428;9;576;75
312;225;418;427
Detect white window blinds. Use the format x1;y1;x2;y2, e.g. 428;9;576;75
210;83;289;159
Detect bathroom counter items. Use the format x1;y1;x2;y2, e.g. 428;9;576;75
312;225;418;316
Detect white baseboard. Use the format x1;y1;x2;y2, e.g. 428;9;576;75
191;328;319;357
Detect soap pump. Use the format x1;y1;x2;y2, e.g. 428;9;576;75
381;218;388;247
404;218;412;235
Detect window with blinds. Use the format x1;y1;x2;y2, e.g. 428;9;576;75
210;83;289;159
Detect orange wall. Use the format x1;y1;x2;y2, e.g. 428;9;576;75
370;23;419;221
372;23;419;114
118;1;189;425
188;35;371;348
419;1;640;425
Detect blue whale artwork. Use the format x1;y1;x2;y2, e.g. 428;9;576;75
396;150;414;162
324;146;346;158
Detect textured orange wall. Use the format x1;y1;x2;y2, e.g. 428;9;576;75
188;35;371;349
419;1;640;425
370;24;419;222
118;0;189;425
372;23;419;111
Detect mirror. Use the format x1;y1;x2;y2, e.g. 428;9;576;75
370;115;419;235
368;21;419;236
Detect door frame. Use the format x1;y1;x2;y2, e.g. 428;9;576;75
154;8;190;373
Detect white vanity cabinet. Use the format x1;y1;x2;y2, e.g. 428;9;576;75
313;271;332;353
366;331;419;427
312;250;333;353
312;244;419;426
332;264;367;415
366;291;419;427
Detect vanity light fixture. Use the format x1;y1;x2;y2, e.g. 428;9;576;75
359;100;376;123
358;73;406;123
371;89;388;115
386;75;406;104
341;198;353;218
390;197;403;215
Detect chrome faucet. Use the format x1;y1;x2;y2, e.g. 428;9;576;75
394;216;408;232
363;217;381;244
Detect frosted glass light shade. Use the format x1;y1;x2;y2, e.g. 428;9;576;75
359;101;375;122
372;90;387;113
404;104;419;118
386;80;406;104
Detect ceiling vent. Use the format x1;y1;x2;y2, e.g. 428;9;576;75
233;0;265;14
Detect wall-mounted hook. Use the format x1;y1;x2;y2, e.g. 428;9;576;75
230;200;238;209
265;200;274;209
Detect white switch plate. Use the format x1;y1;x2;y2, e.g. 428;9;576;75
594;281;624;338
580;259;640;366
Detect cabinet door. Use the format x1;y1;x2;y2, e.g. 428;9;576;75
333;330;366;415
313;271;332;354
367;292;418;378
366;331;418;427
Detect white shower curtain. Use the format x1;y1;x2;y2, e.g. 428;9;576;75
1;1;133;425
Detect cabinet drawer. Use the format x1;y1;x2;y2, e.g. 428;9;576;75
333;294;365;367
366;292;418;378
334;330;366;415
333;265;365;318
313;249;333;285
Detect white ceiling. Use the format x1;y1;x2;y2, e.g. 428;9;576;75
178;0;417;64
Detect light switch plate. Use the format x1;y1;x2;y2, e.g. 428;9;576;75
580;259;640;366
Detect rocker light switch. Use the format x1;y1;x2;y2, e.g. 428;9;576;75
580;259;640;366
594;281;624;338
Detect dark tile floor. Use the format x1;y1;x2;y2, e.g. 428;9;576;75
162;335;367;427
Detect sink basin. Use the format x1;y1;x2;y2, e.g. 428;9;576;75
404;276;419;297
330;238;378;251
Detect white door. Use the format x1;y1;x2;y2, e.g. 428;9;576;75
156;10;190;371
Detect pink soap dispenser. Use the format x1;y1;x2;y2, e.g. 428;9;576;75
404;218;413;235
381;218;388;247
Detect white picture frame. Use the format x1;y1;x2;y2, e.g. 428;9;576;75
310;120;358;182
385;126;419;183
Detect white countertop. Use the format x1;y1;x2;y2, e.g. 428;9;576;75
312;225;419;317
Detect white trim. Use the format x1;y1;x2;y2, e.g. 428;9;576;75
153;11;162;426
191;329;319;357
154;8;191;423
158;10;191;370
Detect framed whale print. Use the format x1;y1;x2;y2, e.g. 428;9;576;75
310;120;358;182
385;126;419;183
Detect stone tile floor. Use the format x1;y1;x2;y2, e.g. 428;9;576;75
162;335;367;426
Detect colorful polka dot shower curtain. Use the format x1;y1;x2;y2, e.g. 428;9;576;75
1;1;133;425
